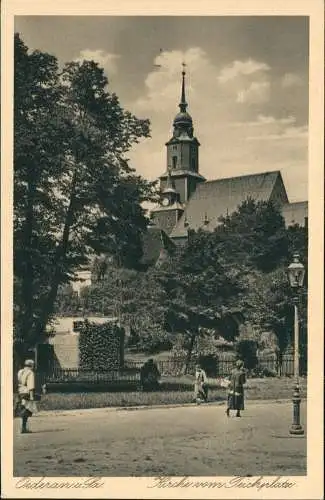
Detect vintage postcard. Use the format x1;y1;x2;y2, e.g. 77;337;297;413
1;0;324;498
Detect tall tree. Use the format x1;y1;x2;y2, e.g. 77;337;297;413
239;265;307;370
217;198;289;272
152;231;247;369
221;211;308;366
14;34;67;348
14;34;155;353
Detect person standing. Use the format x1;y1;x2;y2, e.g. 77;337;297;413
226;359;246;417
17;359;36;433
194;364;208;403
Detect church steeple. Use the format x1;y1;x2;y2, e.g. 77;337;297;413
179;63;187;113
172;64;194;139
158;63;205;208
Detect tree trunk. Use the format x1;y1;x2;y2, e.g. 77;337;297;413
184;332;196;374
20;177;36;344
34;169;78;342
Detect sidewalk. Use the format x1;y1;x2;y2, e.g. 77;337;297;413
14;400;307;477
33;397;297;418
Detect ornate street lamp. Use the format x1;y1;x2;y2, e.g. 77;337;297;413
287;253;305;435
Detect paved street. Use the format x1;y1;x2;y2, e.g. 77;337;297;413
14;401;306;477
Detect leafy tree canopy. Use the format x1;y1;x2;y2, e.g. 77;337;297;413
14;33;156;352
216;198;289;272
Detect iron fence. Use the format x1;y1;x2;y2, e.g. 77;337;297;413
124;358;238;377
37;354;306;390
37;367;140;388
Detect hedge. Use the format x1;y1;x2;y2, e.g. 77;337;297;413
79;320;124;370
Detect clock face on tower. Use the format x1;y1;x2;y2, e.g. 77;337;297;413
162;197;170;207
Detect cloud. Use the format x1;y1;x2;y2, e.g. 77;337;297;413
218;59;270;84
282;72;304;88
127;47;307;202
246;124;308;141
218;58;271;105
75;49;120;75
133;47;214;114
236;81;271;104
128;47;225;180
229;114;296;127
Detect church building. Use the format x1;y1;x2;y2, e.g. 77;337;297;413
73;67;308;292
150;67;308;247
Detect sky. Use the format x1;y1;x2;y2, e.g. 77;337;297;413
15;16;309;201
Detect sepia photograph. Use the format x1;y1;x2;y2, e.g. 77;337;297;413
1;1;324;499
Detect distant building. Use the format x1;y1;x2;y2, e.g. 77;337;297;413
71;270;92;294
151;67;308;244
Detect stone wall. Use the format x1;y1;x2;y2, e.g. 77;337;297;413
48;333;80;369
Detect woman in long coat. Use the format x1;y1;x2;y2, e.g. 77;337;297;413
226;359;246;417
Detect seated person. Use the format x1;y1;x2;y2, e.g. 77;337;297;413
140;358;161;391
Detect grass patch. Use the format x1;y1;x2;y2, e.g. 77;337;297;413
32;377;307;412
37;389;223;411
245;376;307;400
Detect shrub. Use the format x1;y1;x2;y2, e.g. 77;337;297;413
198;354;218;377
235;339;258;372
250;366;278;378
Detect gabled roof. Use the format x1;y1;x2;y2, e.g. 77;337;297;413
170;170;286;239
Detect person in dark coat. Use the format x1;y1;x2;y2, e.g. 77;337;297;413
226;359;246;417
140;359;161;391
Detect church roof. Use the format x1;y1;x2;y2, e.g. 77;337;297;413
159;169;205;180
173;111;193;126
170;170;285;239
165;136;200;146
151;201;184;213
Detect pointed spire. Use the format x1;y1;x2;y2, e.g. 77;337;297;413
179;62;187;112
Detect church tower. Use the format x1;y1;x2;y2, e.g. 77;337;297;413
161;64;205;203
151;165;185;235
151;65;205;234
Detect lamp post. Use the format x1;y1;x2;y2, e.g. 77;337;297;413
287;253;305;435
